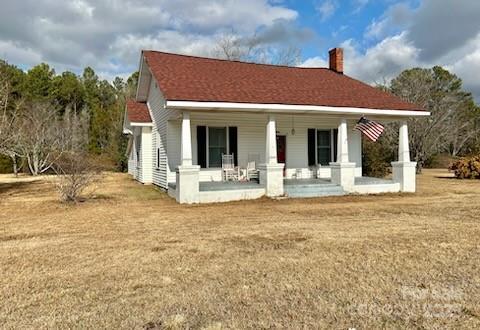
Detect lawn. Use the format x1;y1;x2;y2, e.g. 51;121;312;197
1;169;479;329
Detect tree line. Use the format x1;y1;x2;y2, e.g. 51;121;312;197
1;55;479;178
0;60;138;175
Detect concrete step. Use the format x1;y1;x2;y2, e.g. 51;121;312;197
284;184;345;198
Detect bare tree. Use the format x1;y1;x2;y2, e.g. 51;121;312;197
53;151;100;202
214;32;249;61
448;104;480;156
213;31;302;66
0;78;23;176
390;66;477;172
16;102;92;176
52;108;98;202
15;102;65;175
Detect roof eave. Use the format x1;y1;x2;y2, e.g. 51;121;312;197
130;122;153;127
165;100;430;117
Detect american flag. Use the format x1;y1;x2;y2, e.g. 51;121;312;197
354;117;384;142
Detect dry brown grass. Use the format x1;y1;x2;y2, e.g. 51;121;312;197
1;169;479;329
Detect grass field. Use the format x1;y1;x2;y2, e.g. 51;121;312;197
1;169;479;329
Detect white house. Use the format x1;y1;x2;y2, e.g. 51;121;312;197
123;48;429;204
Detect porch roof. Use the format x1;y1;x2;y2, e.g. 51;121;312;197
126;100;152;124
143;50;426;113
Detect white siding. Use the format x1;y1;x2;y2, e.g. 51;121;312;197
133;128;142;182
136;56;151;102
349;129;363;177
146;78;179;189
141;126;153;183
166;112;363;181
167;121;181;183
127;148;135;175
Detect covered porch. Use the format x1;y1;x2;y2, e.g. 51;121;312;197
168;107;419;204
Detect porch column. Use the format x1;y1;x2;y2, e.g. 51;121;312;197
259;114;284;197
180;111;193;166
330;118;356;191
265;114;277;164
391;121;417;192
175;111;200;203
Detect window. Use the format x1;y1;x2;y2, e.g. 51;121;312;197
197;126;237;168
208;127;227;167
156;148;160;169
317;130;331;165
308;129;337;166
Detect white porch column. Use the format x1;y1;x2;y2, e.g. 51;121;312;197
392;121;417;192
330;118;356;191
259;114;284;197
180;111;193;166
140;126;153;184
265;115;277;164
337;119;349;163
398;121;410;162
175;111;200;203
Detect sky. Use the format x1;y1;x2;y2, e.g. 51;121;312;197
1;0;480;101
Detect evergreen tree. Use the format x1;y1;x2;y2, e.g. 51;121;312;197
52;71;85;114
23;63;55;101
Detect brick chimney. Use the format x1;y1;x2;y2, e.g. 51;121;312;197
329;48;343;74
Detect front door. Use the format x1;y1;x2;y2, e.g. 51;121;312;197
276;135;286;164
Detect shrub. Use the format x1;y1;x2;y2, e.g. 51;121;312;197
53;151;101;202
362;137;394;178
448;155;480;179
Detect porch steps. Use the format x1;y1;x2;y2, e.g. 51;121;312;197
284;182;345;198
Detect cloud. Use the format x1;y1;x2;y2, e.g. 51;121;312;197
341;33;420;84
242;19;315;47
365;3;412;40
0;0;299;79
408;0;480;61
446;33;480;101
302;30;480;101
299;56;328;68
352;0;369;13
367;0;480;62
342;0;480;100
301;32;420;83
315;0;337;22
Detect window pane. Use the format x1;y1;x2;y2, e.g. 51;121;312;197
317;130;331;165
208;127;227;167
317;130;330;147
317;148;330;165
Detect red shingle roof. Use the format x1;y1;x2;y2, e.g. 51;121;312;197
126;100;151;123
143;50;424;112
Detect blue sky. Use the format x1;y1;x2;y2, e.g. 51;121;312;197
290;0;394;57
1;0;479;100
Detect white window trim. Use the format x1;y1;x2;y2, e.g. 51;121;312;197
205;126;232;169
314;129;336;167
155;132;160;170
135;134;141;169
155;148;160;170
136;149;141;169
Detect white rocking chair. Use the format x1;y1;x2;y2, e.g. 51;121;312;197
222;154;239;181
246;153;260;181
